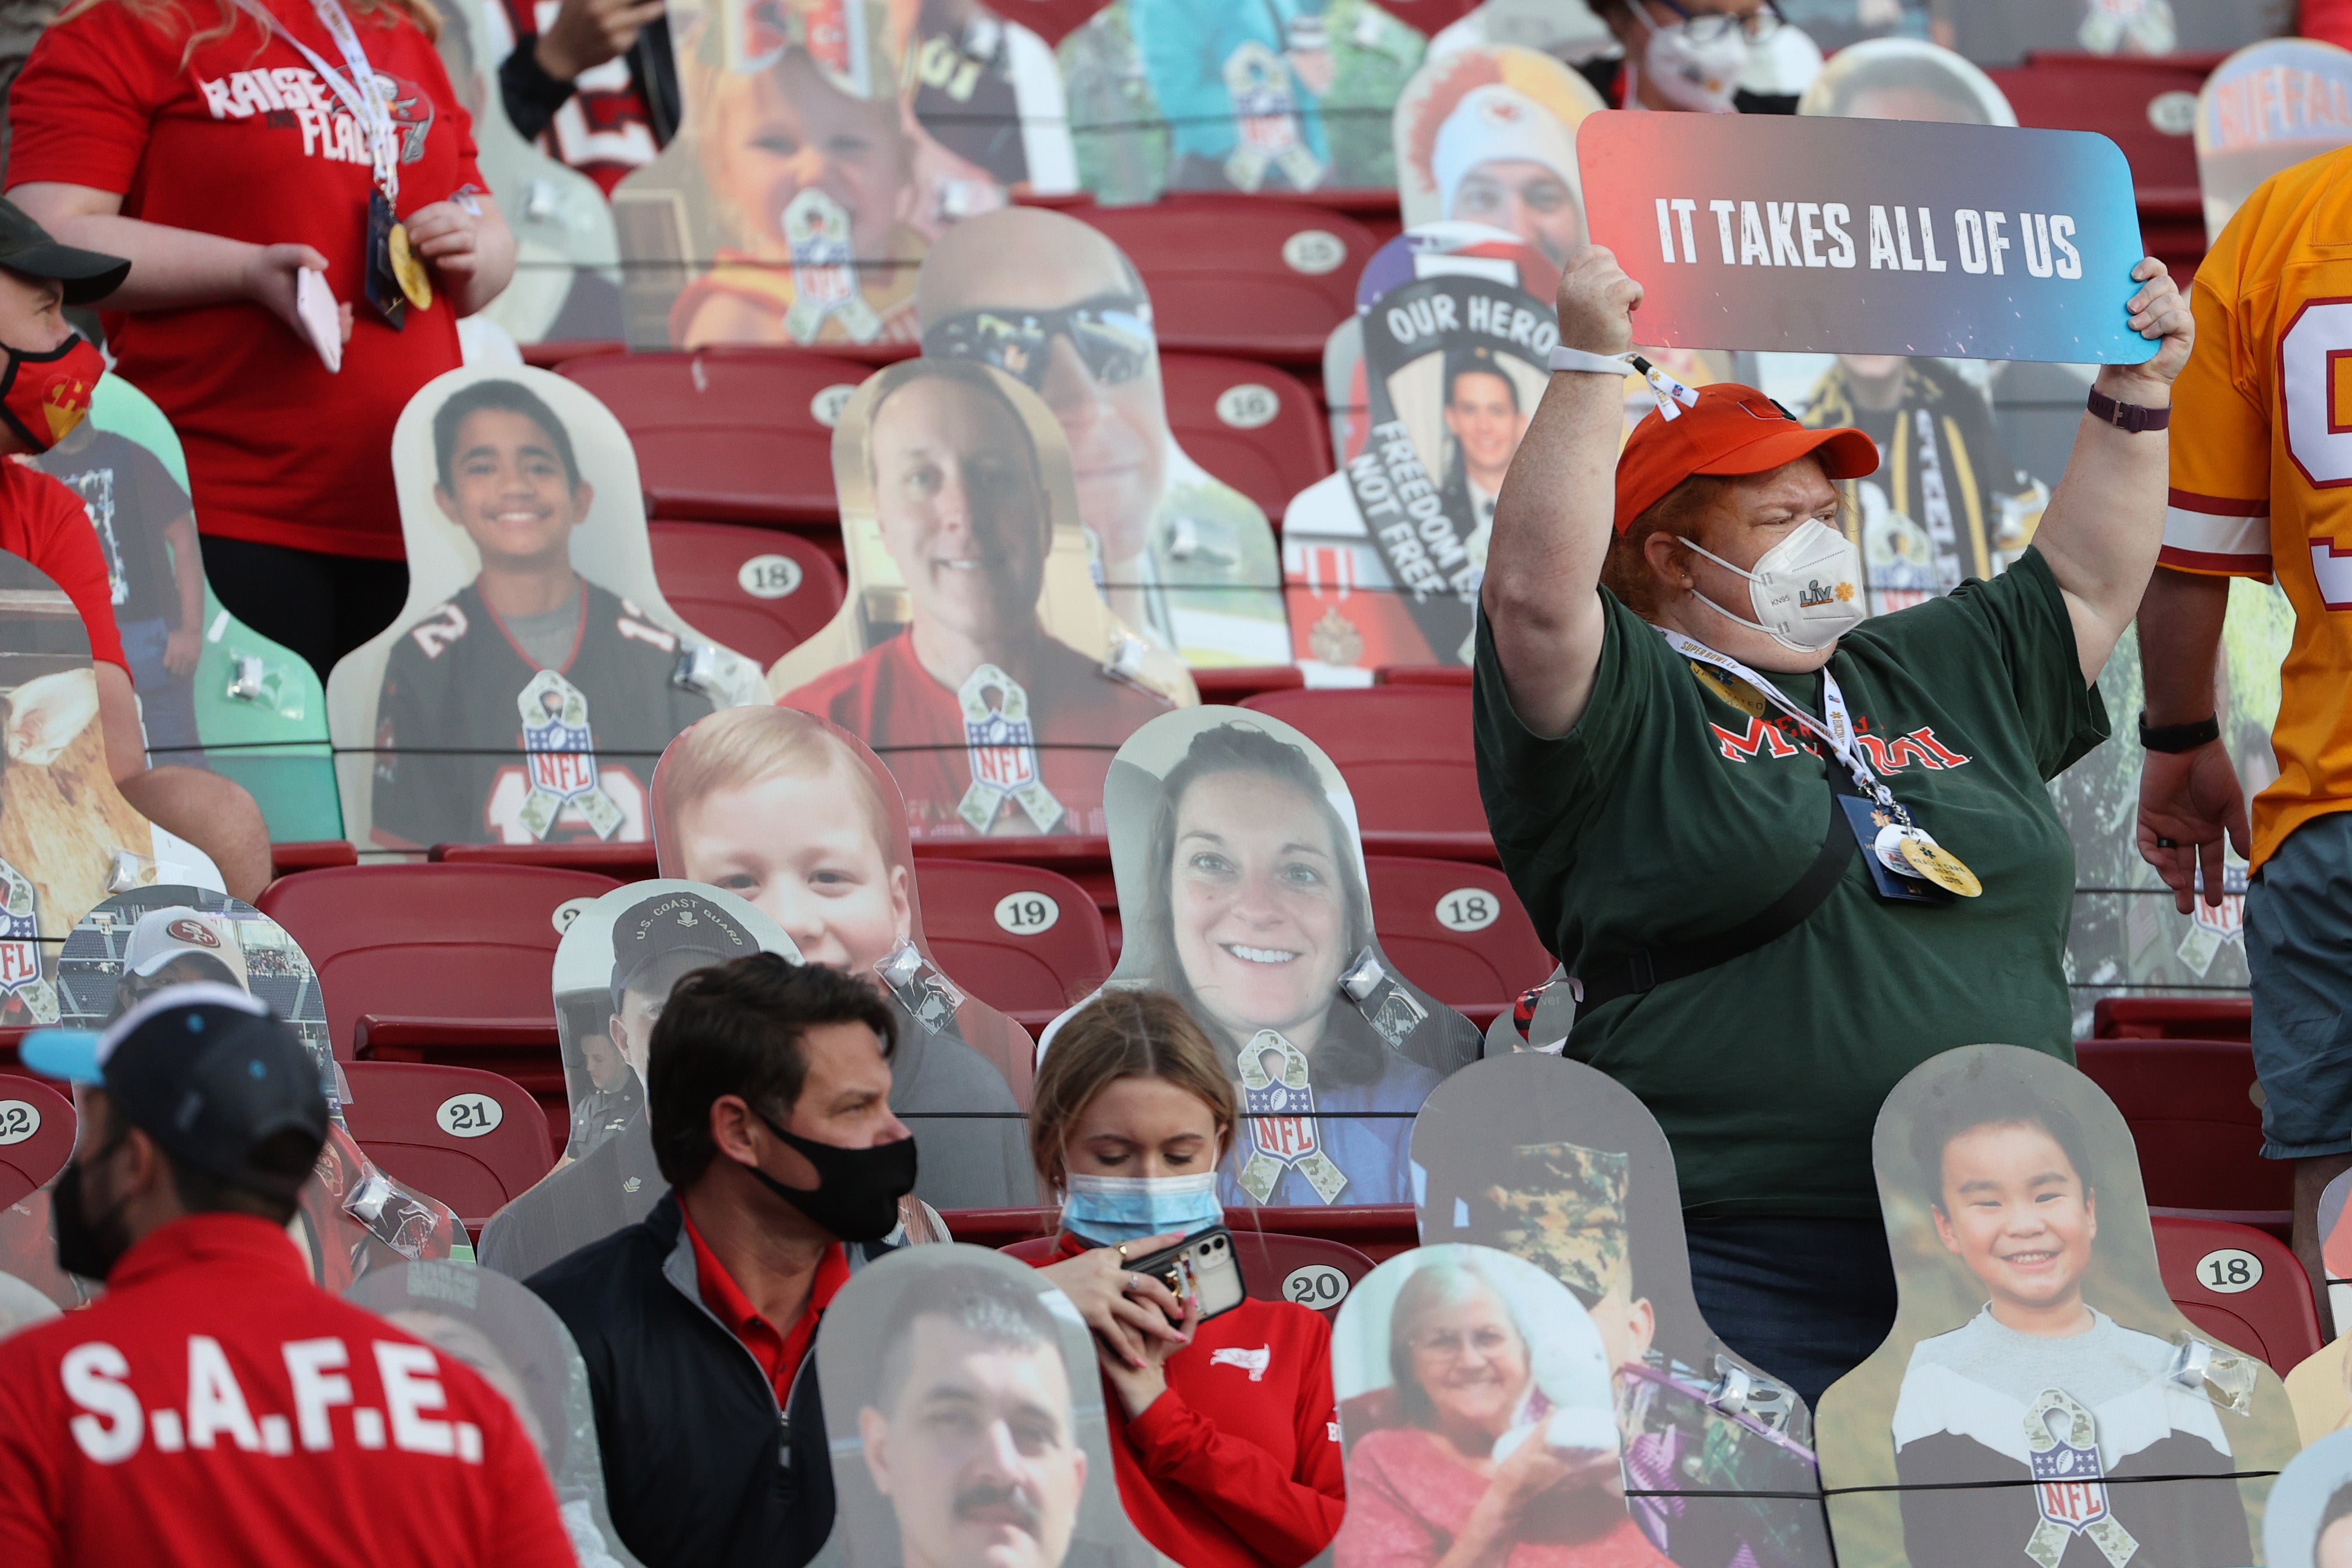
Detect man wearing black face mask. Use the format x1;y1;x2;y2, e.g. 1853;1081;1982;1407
528;951;922;1568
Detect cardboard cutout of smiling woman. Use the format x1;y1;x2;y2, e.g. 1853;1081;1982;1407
651;705;1040;1212
1043;706;1478;1210
914;206;1290;671
2259;1428;2352;1568
810;1245;1167;1568
327;366;764;853
1412;1053;1837;1568
1816;1044;2301;1568
1330;1243;1664;1568
770;357;1195;842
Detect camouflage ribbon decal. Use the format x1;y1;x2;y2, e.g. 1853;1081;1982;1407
2023;1388;2137;1568
1221;40;1322;194
0;859;56;1024
518;670;624;841
1235;1030;1346;1204
782;189;882;344
957;664;1065;834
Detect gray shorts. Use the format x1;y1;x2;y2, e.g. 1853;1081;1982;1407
2249;810;2352;1158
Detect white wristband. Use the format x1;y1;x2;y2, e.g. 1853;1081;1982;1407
1547;346;1635;376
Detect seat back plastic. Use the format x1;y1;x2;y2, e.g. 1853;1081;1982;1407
1986;54;2212;205
2151;1213;2321;1375
1077;201;1379;364
339;1060;555;1233
2075;1038;2288;1224
1241;686;1485;837
0;1075;73;1210
648;522;845;669
1363;856;1553;1020
912;859;1113;1025
1158;354;1332;523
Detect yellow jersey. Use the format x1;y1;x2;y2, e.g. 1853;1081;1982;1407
2167;143;2352;872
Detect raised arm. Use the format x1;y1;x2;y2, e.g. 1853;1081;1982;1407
1478;248;1642;739
2018;257;2195;685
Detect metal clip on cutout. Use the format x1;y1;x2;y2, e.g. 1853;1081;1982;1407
672;644;723;697
226;655;267;704
874;940;964;1036
2165;1334;2254;1415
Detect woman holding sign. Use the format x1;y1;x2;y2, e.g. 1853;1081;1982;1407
1473;242;2189;1406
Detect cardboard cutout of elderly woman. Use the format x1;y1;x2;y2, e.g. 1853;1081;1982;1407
348;1260;644;1567
1045;706;1478;1210
1412;1053;1836;1568
769;357;1194;841
652;705;1039;1212
1816;1044;2301;1568
915;206;1290;670
1332;1243;1671;1568
326;366;764;853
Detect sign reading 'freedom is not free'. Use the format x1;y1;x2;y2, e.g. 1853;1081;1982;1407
1576;111;2158;365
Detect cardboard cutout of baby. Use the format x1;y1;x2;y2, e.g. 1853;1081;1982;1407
58;887;465;1288
1412;1053;1836;1568
1817;1043;2301;1568
610;0;1073;350
808;1244;1167;1568
347;1260;644;1567
915;206;1289;670
1056;0;1427;206
769;357;1195;842
432;0;628;344
1328;1243;1667;1568
34;375;342;841
651;705;1039;1211
1046;706;1479;1210
327;365;764;852
1392;47;1602;270
2197;38;2352;243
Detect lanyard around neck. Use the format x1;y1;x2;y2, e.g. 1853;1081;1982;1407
234;0;400;200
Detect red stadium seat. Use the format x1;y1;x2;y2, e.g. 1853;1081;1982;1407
1240;686;1491;857
649;522;846;669
1001;1229;1376;1321
1363;856;1551;1030
339;1061;555;1232
1077;199;1380;364
2151;1215;2320;1376
914;858;1113;1032
2093;996;2251;1040
2075;1038;2288;1235
1986;53;2211;210
0;1075;72;1208
1157;353;1332;522
560;347;871;525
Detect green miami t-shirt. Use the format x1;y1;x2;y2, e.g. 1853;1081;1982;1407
1472;548;2107;1220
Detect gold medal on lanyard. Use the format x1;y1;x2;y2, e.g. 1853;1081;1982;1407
1873;822;1983;898
1688;661;1766;716
387;219;432;311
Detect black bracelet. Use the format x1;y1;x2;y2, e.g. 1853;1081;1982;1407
2088;387;2171;433
2139;711;2220;752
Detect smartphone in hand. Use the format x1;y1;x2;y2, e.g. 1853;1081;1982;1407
295;267;341;374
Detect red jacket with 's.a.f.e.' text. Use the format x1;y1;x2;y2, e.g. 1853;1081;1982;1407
0;1213;575;1568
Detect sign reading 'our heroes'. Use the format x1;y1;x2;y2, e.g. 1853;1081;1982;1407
1577;112;2156;365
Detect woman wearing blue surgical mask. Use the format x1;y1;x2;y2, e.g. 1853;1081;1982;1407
1474;245;2194;1410
1028;988;1346;1568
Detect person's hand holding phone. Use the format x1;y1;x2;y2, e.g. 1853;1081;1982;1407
1038;1234;1190;1371
245;245;351;358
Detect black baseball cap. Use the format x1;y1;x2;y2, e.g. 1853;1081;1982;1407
0;198;128;306
23;985;330;1201
608;891;757;1010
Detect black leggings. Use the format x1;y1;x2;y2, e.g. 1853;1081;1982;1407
199;536;410;683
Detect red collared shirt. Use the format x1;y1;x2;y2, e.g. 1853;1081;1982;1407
0;1213;572;1568
680;1201;851;1406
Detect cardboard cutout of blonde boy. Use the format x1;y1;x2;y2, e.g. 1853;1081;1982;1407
1328;1243;1664;1568
327;366;764;852
1045;706;1478;1210
2196;38;2352;243
651;705;1039;1211
1412;1053;1836;1568
1817;1044;2300;1568
915;206;1289;670
610;0;1073;350
808;1246;1166;1568
770;358;1194;841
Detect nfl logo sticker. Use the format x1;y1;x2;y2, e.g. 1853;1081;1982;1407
0;860;55;1023
2022;1389;2138;1568
516;670;624;841
783;188;882;342
1235;1031;1347;1205
956;665;1065;834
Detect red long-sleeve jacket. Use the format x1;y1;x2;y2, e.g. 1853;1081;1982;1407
1041;1233;1346;1568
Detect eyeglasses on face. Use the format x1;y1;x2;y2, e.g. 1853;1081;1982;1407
1649;0;1784;45
922;296;1156;393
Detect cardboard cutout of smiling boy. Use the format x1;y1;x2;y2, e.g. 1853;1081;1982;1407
1042;706;1479;1210
328;366;764;852
1816;1043;2300;1568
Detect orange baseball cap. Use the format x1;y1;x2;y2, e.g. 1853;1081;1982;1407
1614;382;1880;535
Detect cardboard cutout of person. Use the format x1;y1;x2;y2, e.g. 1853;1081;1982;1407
1816;1044;2301;1568
650;705;1039;1210
2196;38;2352;242
1043;706;1478;1210
610;0;1071;350
1329;1243;1668;1568
1424;0;1614;67
0;1271;57;1336
1392;47;1602;271
2258;1427;2352;1566
1282;267;1553;680
915;206;1289;670
327;366;764;852
56;887;465;1288
1056;0;1425;206
770;357;1194;841
434;0;629;344
348;1259;645;1567
1411;1054;1836;1568
809;1244;1166;1568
